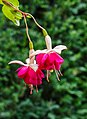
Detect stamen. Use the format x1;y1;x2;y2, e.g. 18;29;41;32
58;71;61;76
53;65;60;81
36;85;38;93
59;70;63;76
30;89;33;94
54;69;60;81
46;70;50;82
28;84;33;94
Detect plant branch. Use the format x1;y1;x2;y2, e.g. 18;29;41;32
2;0;48;36
2;0;28;16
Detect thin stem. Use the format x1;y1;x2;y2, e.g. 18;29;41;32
23;15;31;42
27;13;45;31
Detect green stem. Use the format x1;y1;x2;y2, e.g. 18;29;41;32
27;13;48;36
23;15;33;50
23;15;31;42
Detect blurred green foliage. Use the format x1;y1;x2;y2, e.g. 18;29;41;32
0;0;87;119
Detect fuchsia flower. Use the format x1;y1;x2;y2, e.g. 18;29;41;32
36;52;64;70
8;48;45;94
30;35;67;70
30;35;67;81
9;58;44;86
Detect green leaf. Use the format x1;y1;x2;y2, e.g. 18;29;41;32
11;10;22;20
2;5;21;26
1;0;22;25
0;0;3;4
2;5;14;21
14;19;20;26
2;0;19;7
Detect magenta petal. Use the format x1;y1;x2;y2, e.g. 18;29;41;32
36;69;44;85
56;55;64;64
54;61;61;70
36;77;42;85
36;69;44;78
16;67;23;72
24;67;37;85
28;68;44;85
16;65;44;86
35;76;42;85
54;55;64;70
17;66;28;78
48;52;64;70
36;53;46;69
49;52;62;63
24;75;30;84
36;53;45;64
36;52;64;70
46;64;54;70
41;54;48;64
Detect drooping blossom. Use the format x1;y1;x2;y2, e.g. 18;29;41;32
36;52;64;70
9;58;44;85
30;35;67;81
9;49;44;94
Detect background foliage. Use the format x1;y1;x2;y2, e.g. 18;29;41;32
0;0;87;119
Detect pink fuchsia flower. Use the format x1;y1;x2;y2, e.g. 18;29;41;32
36;52;64;70
30;35;67;70
30;35;67;81
8;57;44;94
9;58;44;86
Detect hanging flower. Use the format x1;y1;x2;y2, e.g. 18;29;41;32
30;35;67;70
30;35;67;81
8;49;44;94
36;51;64;70
8;58;44;86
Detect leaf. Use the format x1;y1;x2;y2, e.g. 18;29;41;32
1;0;22;25
0;0;3;4
2;5;14;21
10;9;22;20
2;5;22;26
2;0;19;7
14;19;20;26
